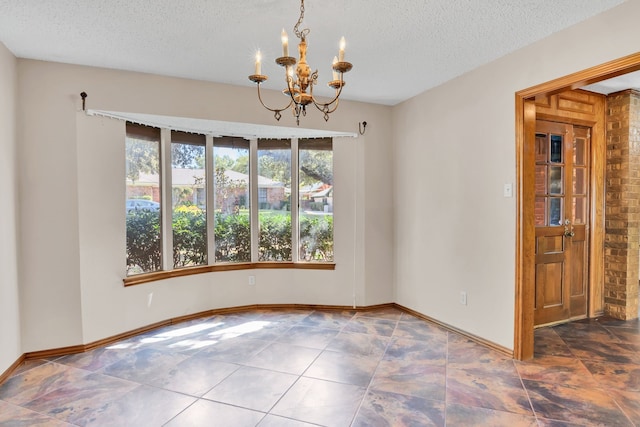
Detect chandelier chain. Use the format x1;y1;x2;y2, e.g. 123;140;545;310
294;0;310;40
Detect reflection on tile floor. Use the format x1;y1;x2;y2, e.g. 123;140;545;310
1;309;639;426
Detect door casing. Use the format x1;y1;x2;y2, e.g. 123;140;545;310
514;52;640;360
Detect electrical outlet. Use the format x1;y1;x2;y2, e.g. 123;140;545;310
248;275;256;285
460;291;467;306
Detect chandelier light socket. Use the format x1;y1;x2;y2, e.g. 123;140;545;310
249;74;268;83
276;56;297;67
328;80;346;89
332;61;353;74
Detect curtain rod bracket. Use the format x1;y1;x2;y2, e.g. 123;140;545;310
358;121;367;135
80;92;88;111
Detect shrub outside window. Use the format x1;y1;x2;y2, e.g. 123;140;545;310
125;124;162;276
214;137;251;262
171;131;207;268
258;139;292;261
299;138;334;262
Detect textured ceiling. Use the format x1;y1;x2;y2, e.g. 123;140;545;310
582;70;640;95
0;0;628;105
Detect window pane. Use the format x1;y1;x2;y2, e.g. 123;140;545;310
125;124;162;276
258;139;292;261
535;165;547;195
550;134;563;163
549;197;563;226
299;138;333;262
573;197;586;224
549;166;563;195
574;137;586;166
573;168;586;195
214;137;251;262
535;197;546;226
171;132;207;268
535;133;547;163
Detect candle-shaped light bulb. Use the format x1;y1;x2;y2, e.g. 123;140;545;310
255;50;262;75
338;36;346;62
281;29;289;57
332;56;339;81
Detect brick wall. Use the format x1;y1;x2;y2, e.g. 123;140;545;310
604;90;640;320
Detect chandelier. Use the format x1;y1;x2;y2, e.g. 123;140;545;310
248;0;353;125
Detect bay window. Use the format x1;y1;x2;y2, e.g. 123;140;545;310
124;123;334;282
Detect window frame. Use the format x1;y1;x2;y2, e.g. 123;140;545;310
124;128;335;286
125;123;163;276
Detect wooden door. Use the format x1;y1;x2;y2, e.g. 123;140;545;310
534;120;590;326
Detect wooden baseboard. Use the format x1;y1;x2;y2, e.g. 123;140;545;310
3;301;509;386
0;353;25;386
392;303;514;358
20;303;394;363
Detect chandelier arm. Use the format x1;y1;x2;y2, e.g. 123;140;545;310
310;79;345;114
325;95;341;114
255;83;293;120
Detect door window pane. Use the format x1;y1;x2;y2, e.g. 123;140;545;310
550;134;563;163
171;132;207;268
549;197;562;226
214;137;251;262
258;139;292;261
125;124;162;276
574;137;586;166
535;197;546;226
535;165;547;194
299;138;333;262
573;168;586;195
549;166;563;195
535;133;548;163
573;197;586;224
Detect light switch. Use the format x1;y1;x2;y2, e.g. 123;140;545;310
503;183;513;198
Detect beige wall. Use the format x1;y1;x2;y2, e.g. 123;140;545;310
392;0;640;349
0;42;21;373
10;0;640;359
17;60;393;350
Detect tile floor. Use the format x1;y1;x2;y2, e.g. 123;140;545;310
0;307;639;426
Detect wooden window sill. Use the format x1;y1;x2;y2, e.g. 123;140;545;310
123;262;336;286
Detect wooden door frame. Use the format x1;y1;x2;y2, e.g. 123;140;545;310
514;52;640;360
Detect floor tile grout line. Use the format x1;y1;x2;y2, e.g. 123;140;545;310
347;314;401;426
178;309;317;425
609;390;639;427
513;358;539;424
266;338;327;415
261;309;361;426
1;396;83;426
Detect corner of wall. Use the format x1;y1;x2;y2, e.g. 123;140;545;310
0;41;22;375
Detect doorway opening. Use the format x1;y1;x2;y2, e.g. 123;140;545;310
515;52;640;360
